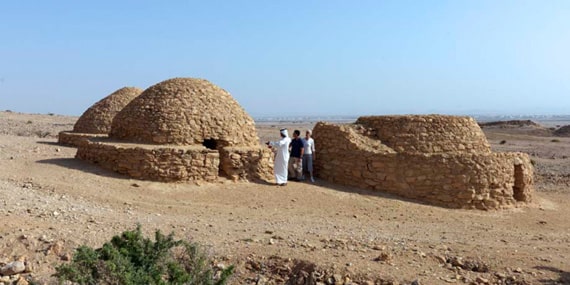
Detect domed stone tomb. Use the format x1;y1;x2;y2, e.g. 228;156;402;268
109;78;257;146
58;87;143;146
75;78;273;183
313;115;534;210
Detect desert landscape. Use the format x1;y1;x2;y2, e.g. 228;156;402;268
0;110;569;285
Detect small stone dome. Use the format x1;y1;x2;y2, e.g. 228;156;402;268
73;87;143;134
356;115;491;154
109;78;258;146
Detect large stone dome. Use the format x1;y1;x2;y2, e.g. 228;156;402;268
109;78;258;146
73;87;143;134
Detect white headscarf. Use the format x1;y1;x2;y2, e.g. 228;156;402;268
280;128;289;137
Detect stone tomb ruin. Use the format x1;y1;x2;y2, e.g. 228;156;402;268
58;87;143;146
75;78;273;182
313;115;534;209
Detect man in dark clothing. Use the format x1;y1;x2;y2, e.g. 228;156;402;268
288;130;304;180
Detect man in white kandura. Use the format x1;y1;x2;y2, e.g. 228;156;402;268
267;128;292;186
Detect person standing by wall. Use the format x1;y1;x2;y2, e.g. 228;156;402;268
288;130;304;181
302;129;316;183
267;128;291;186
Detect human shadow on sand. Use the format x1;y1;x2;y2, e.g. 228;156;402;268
534;266;570;285
36;158;130;180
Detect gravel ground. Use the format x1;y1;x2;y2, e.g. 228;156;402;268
0;112;569;284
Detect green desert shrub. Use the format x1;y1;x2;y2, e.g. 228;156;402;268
499;140;507;145
551;139;561;143
54;225;233;285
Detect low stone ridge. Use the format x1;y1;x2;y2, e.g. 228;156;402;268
58;87;142;146
58;132;107;147
76;78;273;183
314;115;534;210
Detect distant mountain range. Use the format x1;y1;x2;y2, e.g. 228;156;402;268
254;114;570;124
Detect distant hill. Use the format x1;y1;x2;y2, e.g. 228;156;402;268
478;120;553;137
554;125;570;137
478;120;541;127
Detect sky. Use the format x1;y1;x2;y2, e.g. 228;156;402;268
0;1;569;117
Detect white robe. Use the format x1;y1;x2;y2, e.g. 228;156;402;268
270;137;291;184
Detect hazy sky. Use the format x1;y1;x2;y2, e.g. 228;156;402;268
1;1;569;116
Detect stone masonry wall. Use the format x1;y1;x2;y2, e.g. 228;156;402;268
58;132;107;147
313;121;534;210
356;115;491;154
219;147;274;182
76;139;220;182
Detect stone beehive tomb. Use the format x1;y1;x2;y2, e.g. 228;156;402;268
75;78;273;182
58;87;143;146
313;115;534;210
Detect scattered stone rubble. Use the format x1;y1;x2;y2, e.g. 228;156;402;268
58;87;142;146
76;78;273;182
313;115;534;209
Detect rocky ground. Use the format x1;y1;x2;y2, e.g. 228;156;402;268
0;111;569;284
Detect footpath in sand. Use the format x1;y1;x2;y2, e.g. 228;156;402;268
0;111;569;284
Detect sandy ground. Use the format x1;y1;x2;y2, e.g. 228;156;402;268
0;111;569;284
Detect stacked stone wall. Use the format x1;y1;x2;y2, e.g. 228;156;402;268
58;132;107;147
219;147;274;182
356;115;490;154
314;120;534;209
76;139;220;182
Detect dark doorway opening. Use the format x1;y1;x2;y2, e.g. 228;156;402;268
203;139;217;150
513;164;525;201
